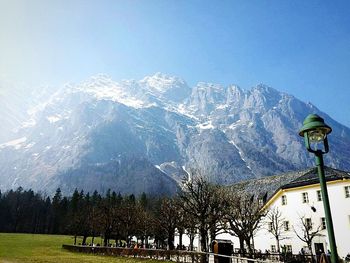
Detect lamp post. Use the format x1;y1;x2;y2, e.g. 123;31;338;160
299;114;338;263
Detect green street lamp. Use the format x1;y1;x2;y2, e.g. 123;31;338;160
299;114;338;263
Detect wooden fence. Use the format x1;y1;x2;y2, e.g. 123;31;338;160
62;245;314;263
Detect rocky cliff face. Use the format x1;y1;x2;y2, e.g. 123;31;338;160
0;73;349;195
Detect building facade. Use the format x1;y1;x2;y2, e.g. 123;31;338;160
175;167;350;259
254;172;350;258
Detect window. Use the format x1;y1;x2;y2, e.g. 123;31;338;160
268;222;273;231
283;221;290;231
317;190;322;201
321;217;326;230
305;218;312;230
271;245;276;252
302;192;309;203
345;186;350;198
281;195;287;205
286;245;292;253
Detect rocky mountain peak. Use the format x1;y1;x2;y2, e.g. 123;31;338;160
0;74;349;196
139;72;190;103
140;72;186;88
226;85;244;107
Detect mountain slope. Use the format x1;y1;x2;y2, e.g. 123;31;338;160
0;73;349;195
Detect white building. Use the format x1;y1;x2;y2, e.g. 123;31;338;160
253;166;350;258
176;167;350;259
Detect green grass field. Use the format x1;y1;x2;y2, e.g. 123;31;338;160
0;233;166;263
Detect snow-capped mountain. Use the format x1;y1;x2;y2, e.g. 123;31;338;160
0;79;54;143
0;73;349;195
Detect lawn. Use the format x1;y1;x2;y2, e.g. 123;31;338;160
0;233;166;263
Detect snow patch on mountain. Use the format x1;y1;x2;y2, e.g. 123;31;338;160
197;121;215;130
47;115;61;123
229;140;252;171
24;142;36;149
176;104;199;120
77;77;149;109
0;137;27;149
140;72;186;93
22;119;36;128
228;120;241;130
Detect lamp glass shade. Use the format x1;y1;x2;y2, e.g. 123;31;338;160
308;128;327;142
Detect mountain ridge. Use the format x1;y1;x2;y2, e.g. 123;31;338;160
1;73;349;195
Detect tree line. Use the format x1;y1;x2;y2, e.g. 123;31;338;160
0;175;319;261
0;176;264;254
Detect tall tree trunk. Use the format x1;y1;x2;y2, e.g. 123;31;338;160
251;235;255;256
276;237;280;253
209;225;216;250
179;229;183;248
103;231;109;247
168;230;175;250
189;233;194;251
200;228;208;263
245;237;253;257
238;237;245;256
145;235;149;248
115;237;118;247
308;243;315;263
200;228;207;252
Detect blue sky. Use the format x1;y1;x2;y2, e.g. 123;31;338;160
1;0;350;127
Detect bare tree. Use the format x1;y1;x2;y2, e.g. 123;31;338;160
98;197;113;246
224;189;265;257
208;186;227;246
118;195;138;246
155;197;178;250
175;199;197;251
136;209;154;248
293;216;323;259
89;190;102;246
174;199;187;249
183;213;198;251
266;207;289;253
178;174;223;263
